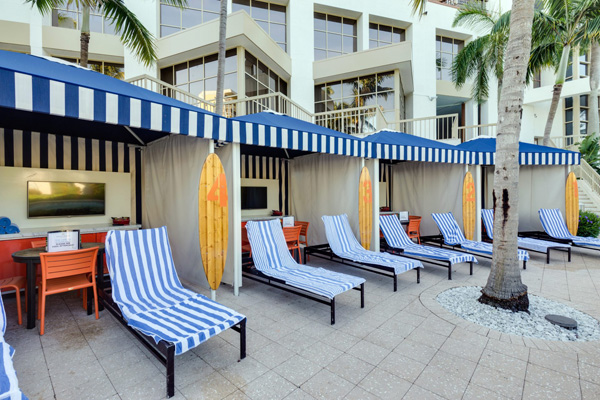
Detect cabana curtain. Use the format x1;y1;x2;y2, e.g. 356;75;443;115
392;163;464;236
291;154;363;246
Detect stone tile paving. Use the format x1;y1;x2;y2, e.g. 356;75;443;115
4;246;600;399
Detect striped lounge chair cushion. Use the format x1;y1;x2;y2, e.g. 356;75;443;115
105;227;245;355
0;295;27;400
432;212;529;261
246;219;365;299
322;214;423;275
539;208;600;247
483;209;570;252
379;214;477;265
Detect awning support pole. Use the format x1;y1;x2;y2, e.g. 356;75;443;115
124;126;146;146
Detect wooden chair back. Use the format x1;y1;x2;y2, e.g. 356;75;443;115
40;247;98;282
407;216;422;244
241;222;251;253
294;221;310;246
282;226;302;263
31;239;47;248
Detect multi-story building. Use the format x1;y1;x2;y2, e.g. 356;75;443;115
0;0;591;147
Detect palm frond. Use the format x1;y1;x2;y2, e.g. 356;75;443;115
452;36;488;88
528;41;561;81
100;0;157;66
410;0;427;17
160;0;188;7
452;2;495;32
26;0;69;14
472;57;490;104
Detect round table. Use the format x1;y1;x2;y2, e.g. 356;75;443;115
12;243;105;330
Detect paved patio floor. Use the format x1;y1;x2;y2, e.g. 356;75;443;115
5;247;600;400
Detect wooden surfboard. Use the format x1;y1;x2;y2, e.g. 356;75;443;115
198;153;228;291
565;171;579;235
462;171;476;241
359;166;373;250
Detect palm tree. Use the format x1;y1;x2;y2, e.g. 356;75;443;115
529;0;600;146
215;0;227;116
451;2;511;104
28;0;186;68
589;43;600;138
478;0;536;311
411;0;537;311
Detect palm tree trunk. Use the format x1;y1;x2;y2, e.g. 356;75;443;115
215;0;228;116
590;42;600;139
479;0;535;312
542;44;571;146
80;5;91;68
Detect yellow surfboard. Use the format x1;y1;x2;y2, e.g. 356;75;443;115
198;153;228;291
359;166;373;250
565;172;579;235
462;171;476;241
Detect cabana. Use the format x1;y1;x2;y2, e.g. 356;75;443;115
456;137;580;235
361;129;480;246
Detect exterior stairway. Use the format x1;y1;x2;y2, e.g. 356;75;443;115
578;180;600;214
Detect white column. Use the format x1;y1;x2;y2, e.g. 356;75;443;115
366;158;380;252
356;13;369;52
123;0;159;79
29;7;47;56
288;0;315;111
405;20;436;119
231;143;242;295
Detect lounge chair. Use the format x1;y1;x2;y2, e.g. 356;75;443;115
104;227;246;398
431;212;529;269
305;214;423;291
538;208;600;252
482;209;571;264
0;292;27;399
379;214;477;279
244;220;365;324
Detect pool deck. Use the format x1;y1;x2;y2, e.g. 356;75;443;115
5;247;600;400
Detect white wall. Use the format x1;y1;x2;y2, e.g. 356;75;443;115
240;178;280;217
0;166;131;229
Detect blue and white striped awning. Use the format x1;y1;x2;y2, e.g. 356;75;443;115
362;129;477;164
456;137;580;166
0;50;226;144
232;112;376;158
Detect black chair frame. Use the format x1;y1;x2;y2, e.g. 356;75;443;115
241;257;364;325
304;243;420;292
99;288;246;398
379;239;473;280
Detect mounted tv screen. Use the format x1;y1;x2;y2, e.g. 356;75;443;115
241;186;267;210
28;181;106;218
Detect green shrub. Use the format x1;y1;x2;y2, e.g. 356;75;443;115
577;210;600;238
579;135;600;173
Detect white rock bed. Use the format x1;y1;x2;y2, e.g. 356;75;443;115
437;286;600;341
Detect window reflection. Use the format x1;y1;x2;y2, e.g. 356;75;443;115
369;23;405;49
436;35;464;81
52;5;117;35
160;0;221;37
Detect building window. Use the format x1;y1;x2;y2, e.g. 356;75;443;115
436;35;463;81
60;58;124;79
160;49;238;102
580;94;588;136
314;71;395;120
232;0;287;52
369;23;405;49
565;97;574;139
314;13;357;61
579;52;589;78
533;70;541;88
244;51;288;97
52;4;116;34
160;0;220;37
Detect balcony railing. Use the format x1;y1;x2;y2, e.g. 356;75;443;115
223;92;313;122
126;75;217;113
457;123;497;142
313;106;387;136
386;114;459;141
534;134;586;150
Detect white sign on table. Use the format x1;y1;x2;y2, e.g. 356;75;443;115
47;230;80;252
282;216;295;227
398;211;409;222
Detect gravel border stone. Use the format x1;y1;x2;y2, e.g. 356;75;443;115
436;286;600;342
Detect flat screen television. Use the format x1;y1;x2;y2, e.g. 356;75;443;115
241;186;267;210
27;181;106;218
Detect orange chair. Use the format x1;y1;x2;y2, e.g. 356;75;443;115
282;226;302;263
38;247;99;335
0;277;25;325
407;216;422;244
241;222;252;254
31;239;46;248
295;221;310;261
